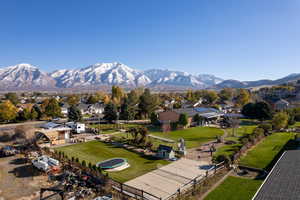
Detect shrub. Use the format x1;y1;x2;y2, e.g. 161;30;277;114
253;127;264;138
213;154;231;164
258;123;272;135
82;160;86;167
75;158;79;163
240;137;249;145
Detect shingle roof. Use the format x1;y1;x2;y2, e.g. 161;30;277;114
253;150;300;200
173;108;198;117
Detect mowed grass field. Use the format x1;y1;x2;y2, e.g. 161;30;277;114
204;176;262;200
56;141;169;182
239;132;295;169
149;126;224;149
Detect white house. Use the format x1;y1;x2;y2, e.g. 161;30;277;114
66;122;86;133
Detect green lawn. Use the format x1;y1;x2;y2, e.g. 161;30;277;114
239;132;295;169
204;176;262;200
290;121;300;128
56;141;169;182
226;125;257;137
149;126;224;149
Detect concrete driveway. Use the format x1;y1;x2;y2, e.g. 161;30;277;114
125;158;212;200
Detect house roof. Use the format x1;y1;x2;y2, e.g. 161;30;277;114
157;145;173;153
253;150;300;200
173;108;198;117
275;99;290;105
40;122;61;129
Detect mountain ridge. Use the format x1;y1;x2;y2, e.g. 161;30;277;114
0;62;299;91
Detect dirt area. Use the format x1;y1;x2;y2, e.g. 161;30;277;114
186;141;223;163
0;154;52;200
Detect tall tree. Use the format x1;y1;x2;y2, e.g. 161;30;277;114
236;89;250;107
0;100;18;122
120;97;130;120
219;88;234;102
45;98;62;118
203;90;219;104
68;105;82;122
242;102;273;121
4;93;19;105
138;89;158;119
111;86;124;105
150;112;159;126
103;103;118;123
178;113;189;128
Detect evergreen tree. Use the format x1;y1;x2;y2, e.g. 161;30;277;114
178;113;189;127
32;105;42;119
150;112;159;126
120;97;130;120
4;92;19;105
138;89;158;119
68;105;82;122
103;103;118;123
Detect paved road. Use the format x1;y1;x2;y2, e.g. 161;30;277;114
0;121;45;131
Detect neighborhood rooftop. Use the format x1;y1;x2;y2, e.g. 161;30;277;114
253;150;300;200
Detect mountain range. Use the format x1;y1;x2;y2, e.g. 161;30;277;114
0;62;299;91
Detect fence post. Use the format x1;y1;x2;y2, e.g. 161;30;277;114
192;179;196;195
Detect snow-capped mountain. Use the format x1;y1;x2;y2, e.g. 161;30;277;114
144;69;223;87
2;62;297;91
51;62;151;87
0;63;55;89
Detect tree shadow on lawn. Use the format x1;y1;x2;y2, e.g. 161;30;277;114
102;142;163;161
240;120;259;126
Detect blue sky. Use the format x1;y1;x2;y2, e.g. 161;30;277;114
0;0;300;81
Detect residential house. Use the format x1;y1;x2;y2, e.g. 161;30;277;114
252;150;300;200
61;103;70;116
156;145;175;160
158;107;224;132
78;103;105;116
274;99;290;111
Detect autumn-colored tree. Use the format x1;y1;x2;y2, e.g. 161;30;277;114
236;89;250;107
111;86;125;105
0;100;18;122
66;95;80;106
103;95;111;104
